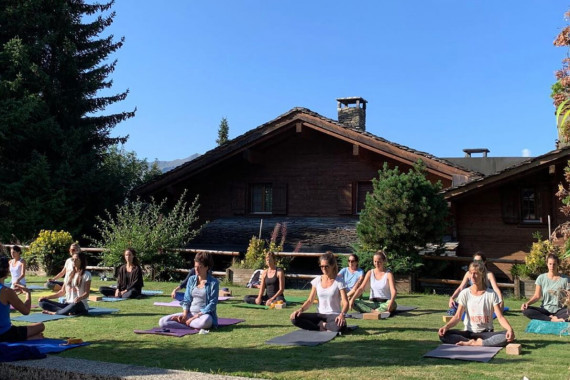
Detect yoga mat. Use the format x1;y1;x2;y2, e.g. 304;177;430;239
87;307;119;315
0;343;45;362
232;303;268;310
11;313;73;323
154;297;232;308
133;317;245;337
3;283;45;290
101;297;127;302
266;330;339;346
395;305;418;312
423;344;503;363
141;290;164;296
2;338;89;354
525;319;570;336
284;296;306;304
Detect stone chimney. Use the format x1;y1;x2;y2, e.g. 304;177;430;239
337;97;367;131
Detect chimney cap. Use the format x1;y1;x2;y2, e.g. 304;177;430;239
463;148;490;157
336;97;368;107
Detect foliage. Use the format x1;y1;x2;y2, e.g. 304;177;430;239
236;223;291;270
520;232;562;279
356;160;448;274
0;0;134;241
88;190;203;279
216;117;229;145
27;230;74;275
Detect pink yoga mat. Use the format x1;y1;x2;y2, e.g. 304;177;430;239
133;318;245;337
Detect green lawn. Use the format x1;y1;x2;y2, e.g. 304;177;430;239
12;276;570;380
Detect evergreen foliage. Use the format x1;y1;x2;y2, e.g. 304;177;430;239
216;117;229;145
88;190;203;279
356;160;448;273
0;0;135;241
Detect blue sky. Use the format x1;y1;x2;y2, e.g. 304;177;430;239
102;1;569;162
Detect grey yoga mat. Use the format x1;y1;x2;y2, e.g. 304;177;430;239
265;326;357;346
423;344;503;363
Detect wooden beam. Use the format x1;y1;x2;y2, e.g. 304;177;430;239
353;144;359;156
296;122;302;133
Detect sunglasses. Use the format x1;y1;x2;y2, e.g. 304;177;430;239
320;265;330;269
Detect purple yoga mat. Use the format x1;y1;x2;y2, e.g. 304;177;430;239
133;318;245;337
153;297;232;307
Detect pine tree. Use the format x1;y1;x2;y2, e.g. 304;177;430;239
356;161;448;273
0;0;135;240
216;117;229;145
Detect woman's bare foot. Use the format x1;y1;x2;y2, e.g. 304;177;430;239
41;310;55;315
456;338;483;346
550;316;565;322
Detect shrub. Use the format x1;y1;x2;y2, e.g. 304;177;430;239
523;232;562;278
28;230;74;275
236;223;292;270
89;190;203;280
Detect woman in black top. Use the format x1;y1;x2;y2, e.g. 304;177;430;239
99;248;144;299
244;252;285;306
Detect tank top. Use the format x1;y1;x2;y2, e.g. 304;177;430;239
190;286;207;314
369;270;391;300
9;260;25;287
0;283;12;335
265;269;280;298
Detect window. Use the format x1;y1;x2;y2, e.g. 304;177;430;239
251;184;272;214
521;187;541;223
356;181;373;214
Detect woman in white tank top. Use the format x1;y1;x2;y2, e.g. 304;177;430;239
349;250;397;314
9;246;26;289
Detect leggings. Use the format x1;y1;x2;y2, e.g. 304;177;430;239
291;312;346;332
39;299;88;315
243;294;285;304
440;329;507;347
159;312;213;330
353;299;397;313
522;306;568;321
99;286;141;299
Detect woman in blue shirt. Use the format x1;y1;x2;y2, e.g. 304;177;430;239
159;252;219;329
338;254;364;304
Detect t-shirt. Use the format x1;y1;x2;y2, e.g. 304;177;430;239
63;258;74;284
338;267;364;291
311;276;345;315
66;271;92;308
457;288;499;333
190;286;207;314
535;273;570;313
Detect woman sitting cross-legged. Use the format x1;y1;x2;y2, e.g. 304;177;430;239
243;251;285;306
521;253;569;322
290;252;348;332
159;252;219;330
39;251;91;315
0;256;45;342
438;261;515;347
339;254;364;305
349;250;397;315
99;248;144;299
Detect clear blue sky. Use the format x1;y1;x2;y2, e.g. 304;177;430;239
102;1;569;162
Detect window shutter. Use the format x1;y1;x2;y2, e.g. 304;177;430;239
500;186;519;224
231;184;246;215
337;183;353;215
272;183;287;215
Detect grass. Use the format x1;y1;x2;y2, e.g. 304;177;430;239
10;276;570;380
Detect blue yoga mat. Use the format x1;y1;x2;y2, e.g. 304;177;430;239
525;319;569;336
88;307;119;315
11;313;73;323
2;338;89;354
142;290;164;296
101;297;127;302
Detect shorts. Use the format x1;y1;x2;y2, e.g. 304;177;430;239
0;325;28;342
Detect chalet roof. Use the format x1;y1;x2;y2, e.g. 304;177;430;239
134;107;475;196
444;146;570;200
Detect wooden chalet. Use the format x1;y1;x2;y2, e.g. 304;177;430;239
135;98;474;252
444;146;570;278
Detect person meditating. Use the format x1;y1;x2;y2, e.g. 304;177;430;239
0;256;45;341
99;248;144;299
448;252;503;310
9;245;26;290
338;254;364;304
350;250;397;315
39;251;91;315
159;252;219;330
521;253;569;322
244;251;285;306
46;243;81;290
438;261;515;347
290;252;348;332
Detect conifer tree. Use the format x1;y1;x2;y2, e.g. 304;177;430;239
216;117;229;145
0;0;134;240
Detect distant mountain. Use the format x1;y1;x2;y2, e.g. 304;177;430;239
154;154;200;173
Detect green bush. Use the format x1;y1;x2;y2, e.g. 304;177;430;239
236;223;291;270
89;190;203;280
28;230;74;275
